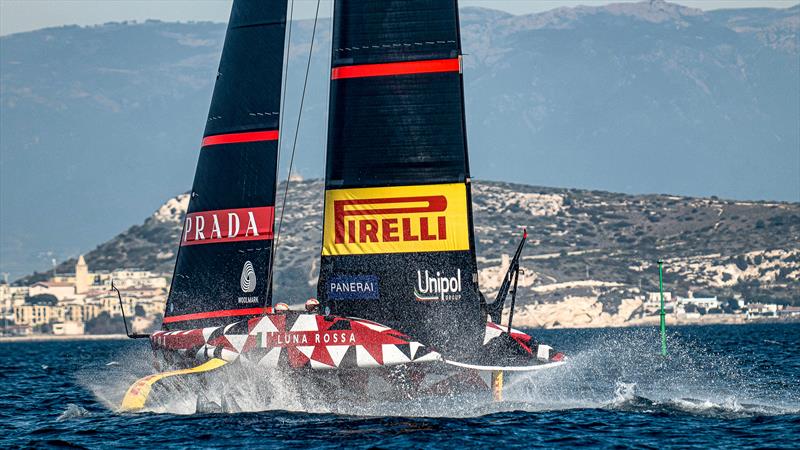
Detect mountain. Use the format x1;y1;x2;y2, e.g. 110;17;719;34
1;2;798;278
22;179;800;312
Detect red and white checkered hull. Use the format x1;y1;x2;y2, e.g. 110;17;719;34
151;312;443;369
151;312;563;372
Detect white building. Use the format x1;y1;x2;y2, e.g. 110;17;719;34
644;292;672;314
52;322;85;335
746;303;780;318
779;306;800;318
10;286;29;307
109;269;168;290
677;296;721;311
29;281;77;301
0;282;9;310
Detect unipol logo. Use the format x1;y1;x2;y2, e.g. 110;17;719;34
414;269;463;301
240;261;256;293
322;183;470;256
182;206;274;246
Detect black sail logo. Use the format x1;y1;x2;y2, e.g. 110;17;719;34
240;260;256;293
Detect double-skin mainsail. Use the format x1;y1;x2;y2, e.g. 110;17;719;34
317;0;483;357
163;0;288;330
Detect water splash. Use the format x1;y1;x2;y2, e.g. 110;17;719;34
57;404;91;421
504;327;799;417
83;327;799;418
610;381;637;406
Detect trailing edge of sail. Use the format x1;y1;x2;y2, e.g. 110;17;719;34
317;0;482;357
162;0;288;330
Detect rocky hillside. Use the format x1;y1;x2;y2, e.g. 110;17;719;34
24;180;799;311
2;1;799;278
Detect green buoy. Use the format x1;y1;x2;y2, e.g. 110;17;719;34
658;259;667;356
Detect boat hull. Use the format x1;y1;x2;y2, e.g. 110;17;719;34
122;312;564;412
150;312;563;370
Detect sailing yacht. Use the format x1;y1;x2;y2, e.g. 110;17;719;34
121;0;564;412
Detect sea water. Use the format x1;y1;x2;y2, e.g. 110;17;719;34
1;323;798;448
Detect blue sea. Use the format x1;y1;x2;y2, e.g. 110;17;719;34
1;323;798;449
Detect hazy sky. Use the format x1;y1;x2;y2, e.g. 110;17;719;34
1;0;798;36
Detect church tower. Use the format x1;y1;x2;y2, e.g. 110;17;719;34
75;255;90;294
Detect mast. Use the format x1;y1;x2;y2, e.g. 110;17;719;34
162;0;289;330
317;0;482;357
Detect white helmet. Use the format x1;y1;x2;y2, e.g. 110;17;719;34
305;298;320;312
274;302;289;312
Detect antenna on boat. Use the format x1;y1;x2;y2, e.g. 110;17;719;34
658;259;667;356
111;280;149;339
506;229;526;334
493;228;524;404
486;229;528;325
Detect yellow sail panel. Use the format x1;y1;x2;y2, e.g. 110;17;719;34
322;183;470;256
119;358;228;412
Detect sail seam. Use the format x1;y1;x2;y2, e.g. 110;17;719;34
335;40;456;52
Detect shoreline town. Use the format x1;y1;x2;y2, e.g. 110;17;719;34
2;257;797;338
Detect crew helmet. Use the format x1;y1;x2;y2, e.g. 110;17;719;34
305;298;320;312
274;302;290;312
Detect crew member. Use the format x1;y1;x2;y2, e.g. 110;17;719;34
274;302;290;313
305;298;320;313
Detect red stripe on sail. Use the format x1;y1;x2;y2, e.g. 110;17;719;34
202;130;279;147
182;206;274;246
331;58;460;80
162;307;268;324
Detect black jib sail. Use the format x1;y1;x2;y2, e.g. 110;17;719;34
162;0;288;330
317;0;483;356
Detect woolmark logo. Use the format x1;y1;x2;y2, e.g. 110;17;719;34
240;261;256;293
182;206;274;246
414;269;463;301
328;275;379;300
322;183;470;256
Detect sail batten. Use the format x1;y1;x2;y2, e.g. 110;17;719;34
162;0;288;330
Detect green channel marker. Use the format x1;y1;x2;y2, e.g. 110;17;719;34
658;259;667;356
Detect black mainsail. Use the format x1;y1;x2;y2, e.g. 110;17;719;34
317;0;483;356
162;0;288;330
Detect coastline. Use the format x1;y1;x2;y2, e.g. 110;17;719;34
0;334;129;343
510;315;800;329
502;296;800;329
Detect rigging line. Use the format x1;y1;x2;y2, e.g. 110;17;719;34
265;0;294;310
264;0;294;314
264;0;294;284
265;0;322;311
